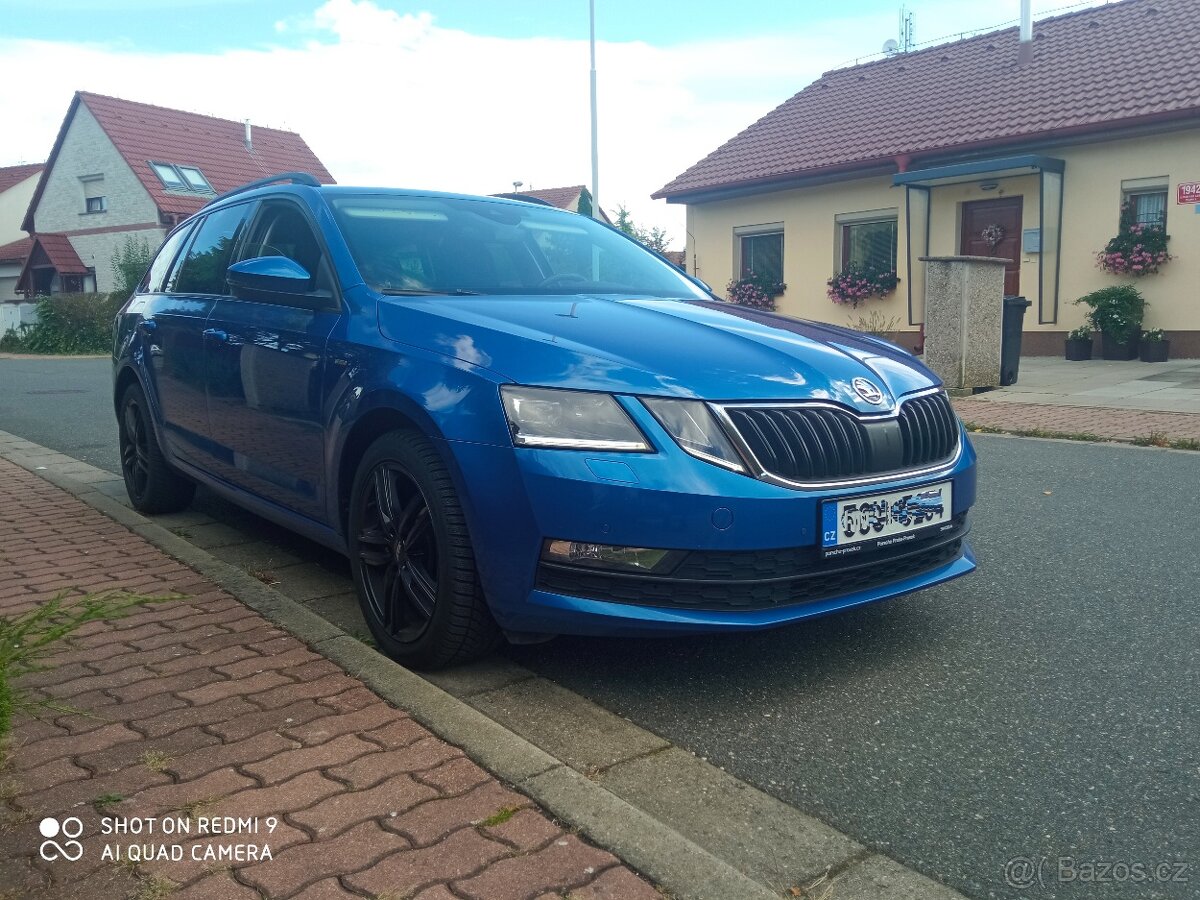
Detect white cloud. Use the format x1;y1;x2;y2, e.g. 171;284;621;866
0;0;1108;246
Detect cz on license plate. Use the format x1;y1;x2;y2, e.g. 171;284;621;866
821;481;952;558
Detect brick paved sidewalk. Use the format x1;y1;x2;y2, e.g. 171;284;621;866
952;397;1200;443
0;458;658;900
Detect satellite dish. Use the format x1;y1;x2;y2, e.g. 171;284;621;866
882;38;900;54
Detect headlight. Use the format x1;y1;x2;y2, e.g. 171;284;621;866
642;397;746;472
501;386;650;451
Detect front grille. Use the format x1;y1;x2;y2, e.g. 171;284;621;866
536;516;967;612
897;392;959;468
722;392;959;484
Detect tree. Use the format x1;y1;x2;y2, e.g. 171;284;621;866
615;205;672;255
110;235;154;297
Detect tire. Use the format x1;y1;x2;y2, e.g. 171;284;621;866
118;383;195;514
348;430;500;669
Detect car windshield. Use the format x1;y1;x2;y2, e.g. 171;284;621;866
327;193;705;299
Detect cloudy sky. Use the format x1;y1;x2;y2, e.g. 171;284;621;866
0;0;1106;246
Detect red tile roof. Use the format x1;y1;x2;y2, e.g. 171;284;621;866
0;164;43;195
655;0;1200;200
519;185;589;210
23;92;334;230
0;237;34;264
28;234;88;274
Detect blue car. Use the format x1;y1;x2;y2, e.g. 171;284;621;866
113;173;976;668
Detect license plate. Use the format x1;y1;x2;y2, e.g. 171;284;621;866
821;481;953;559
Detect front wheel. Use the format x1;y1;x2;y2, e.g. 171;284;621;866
118;383;195;514
347;430;499;669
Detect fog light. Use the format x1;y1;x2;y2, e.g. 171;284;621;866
542;540;678;573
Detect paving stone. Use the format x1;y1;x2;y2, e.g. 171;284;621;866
167;873;263;900
55;692;186;736
215;647;319;678
565;865;663;899
291;773;439;837
361;715;428;749
80;726;222;776
16;765;171;818
139;697;261;739
206;699;330;742
326;736;461;790
413;756;493;795
125;766;257;817
210;770;344;820
41;664;159;700
10;757;90;794
109;667;229;703
167;731;297;782
176;670;292;706
242;733;377;785
283;704;397;746
346;827;510;898
385;781;531;847
481;807;563;853
247;673;363;709
240;820;407;897
290;876;366;899
152;645;260;676
14;722;143;770
453;834;619;900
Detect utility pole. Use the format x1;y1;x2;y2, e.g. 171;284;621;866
589;0;600;219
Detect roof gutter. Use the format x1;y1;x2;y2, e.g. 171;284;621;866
655;107;1200;204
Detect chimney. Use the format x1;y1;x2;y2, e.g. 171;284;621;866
244;119;253;152
1018;0;1033;64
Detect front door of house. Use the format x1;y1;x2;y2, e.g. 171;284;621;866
960;197;1022;296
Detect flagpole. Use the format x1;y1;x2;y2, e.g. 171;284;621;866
589;0;600;219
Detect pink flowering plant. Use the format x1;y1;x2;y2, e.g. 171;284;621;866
826;264;899;306
1096;201;1171;276
727;272;784;310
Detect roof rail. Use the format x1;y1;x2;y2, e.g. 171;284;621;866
491;192;556;207
206;172;322;206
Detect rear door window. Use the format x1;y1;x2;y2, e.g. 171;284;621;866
139;222;195;294
169;202;253;295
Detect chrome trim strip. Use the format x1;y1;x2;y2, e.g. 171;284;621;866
709;388;962;491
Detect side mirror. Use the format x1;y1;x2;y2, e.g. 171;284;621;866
226;255;314;297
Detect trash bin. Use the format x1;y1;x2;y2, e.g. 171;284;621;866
1001;295;1031;386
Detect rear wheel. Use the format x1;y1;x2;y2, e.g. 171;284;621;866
118;383;195;514
348;430;499;669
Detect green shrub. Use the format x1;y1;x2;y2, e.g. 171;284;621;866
11;293;124;355
1074;285;1147;344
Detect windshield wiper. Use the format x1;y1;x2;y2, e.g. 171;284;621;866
379;288;481;296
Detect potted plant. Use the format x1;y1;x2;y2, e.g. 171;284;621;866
1139;328;1170;363
727;272;785;311
1096;200;1171;276
1064;325;1093;361
826;264;899;307
1074;285;1147;360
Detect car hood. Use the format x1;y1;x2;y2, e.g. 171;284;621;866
377;294;940;412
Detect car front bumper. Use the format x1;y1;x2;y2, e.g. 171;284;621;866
447;422;977;637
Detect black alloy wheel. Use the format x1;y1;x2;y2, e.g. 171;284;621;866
348;431;499;668
118;383;195;514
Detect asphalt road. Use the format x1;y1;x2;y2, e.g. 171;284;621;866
3;355;1197;899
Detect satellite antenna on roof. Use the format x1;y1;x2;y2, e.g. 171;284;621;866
882;38;899;54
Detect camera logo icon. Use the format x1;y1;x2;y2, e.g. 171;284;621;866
38;817;84;862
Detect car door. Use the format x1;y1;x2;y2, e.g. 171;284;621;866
139;204;251;466
203;198;341;521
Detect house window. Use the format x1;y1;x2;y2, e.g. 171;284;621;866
839;216;897;272
81;175;105;214
736;226;783;286
178;166;214;192
1126;190;1167;227
152;162;216;195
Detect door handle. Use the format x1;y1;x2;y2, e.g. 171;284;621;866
203;328;228;342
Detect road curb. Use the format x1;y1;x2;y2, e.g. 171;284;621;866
0;429;968;899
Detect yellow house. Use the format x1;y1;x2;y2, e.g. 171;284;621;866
654;0;1200;357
